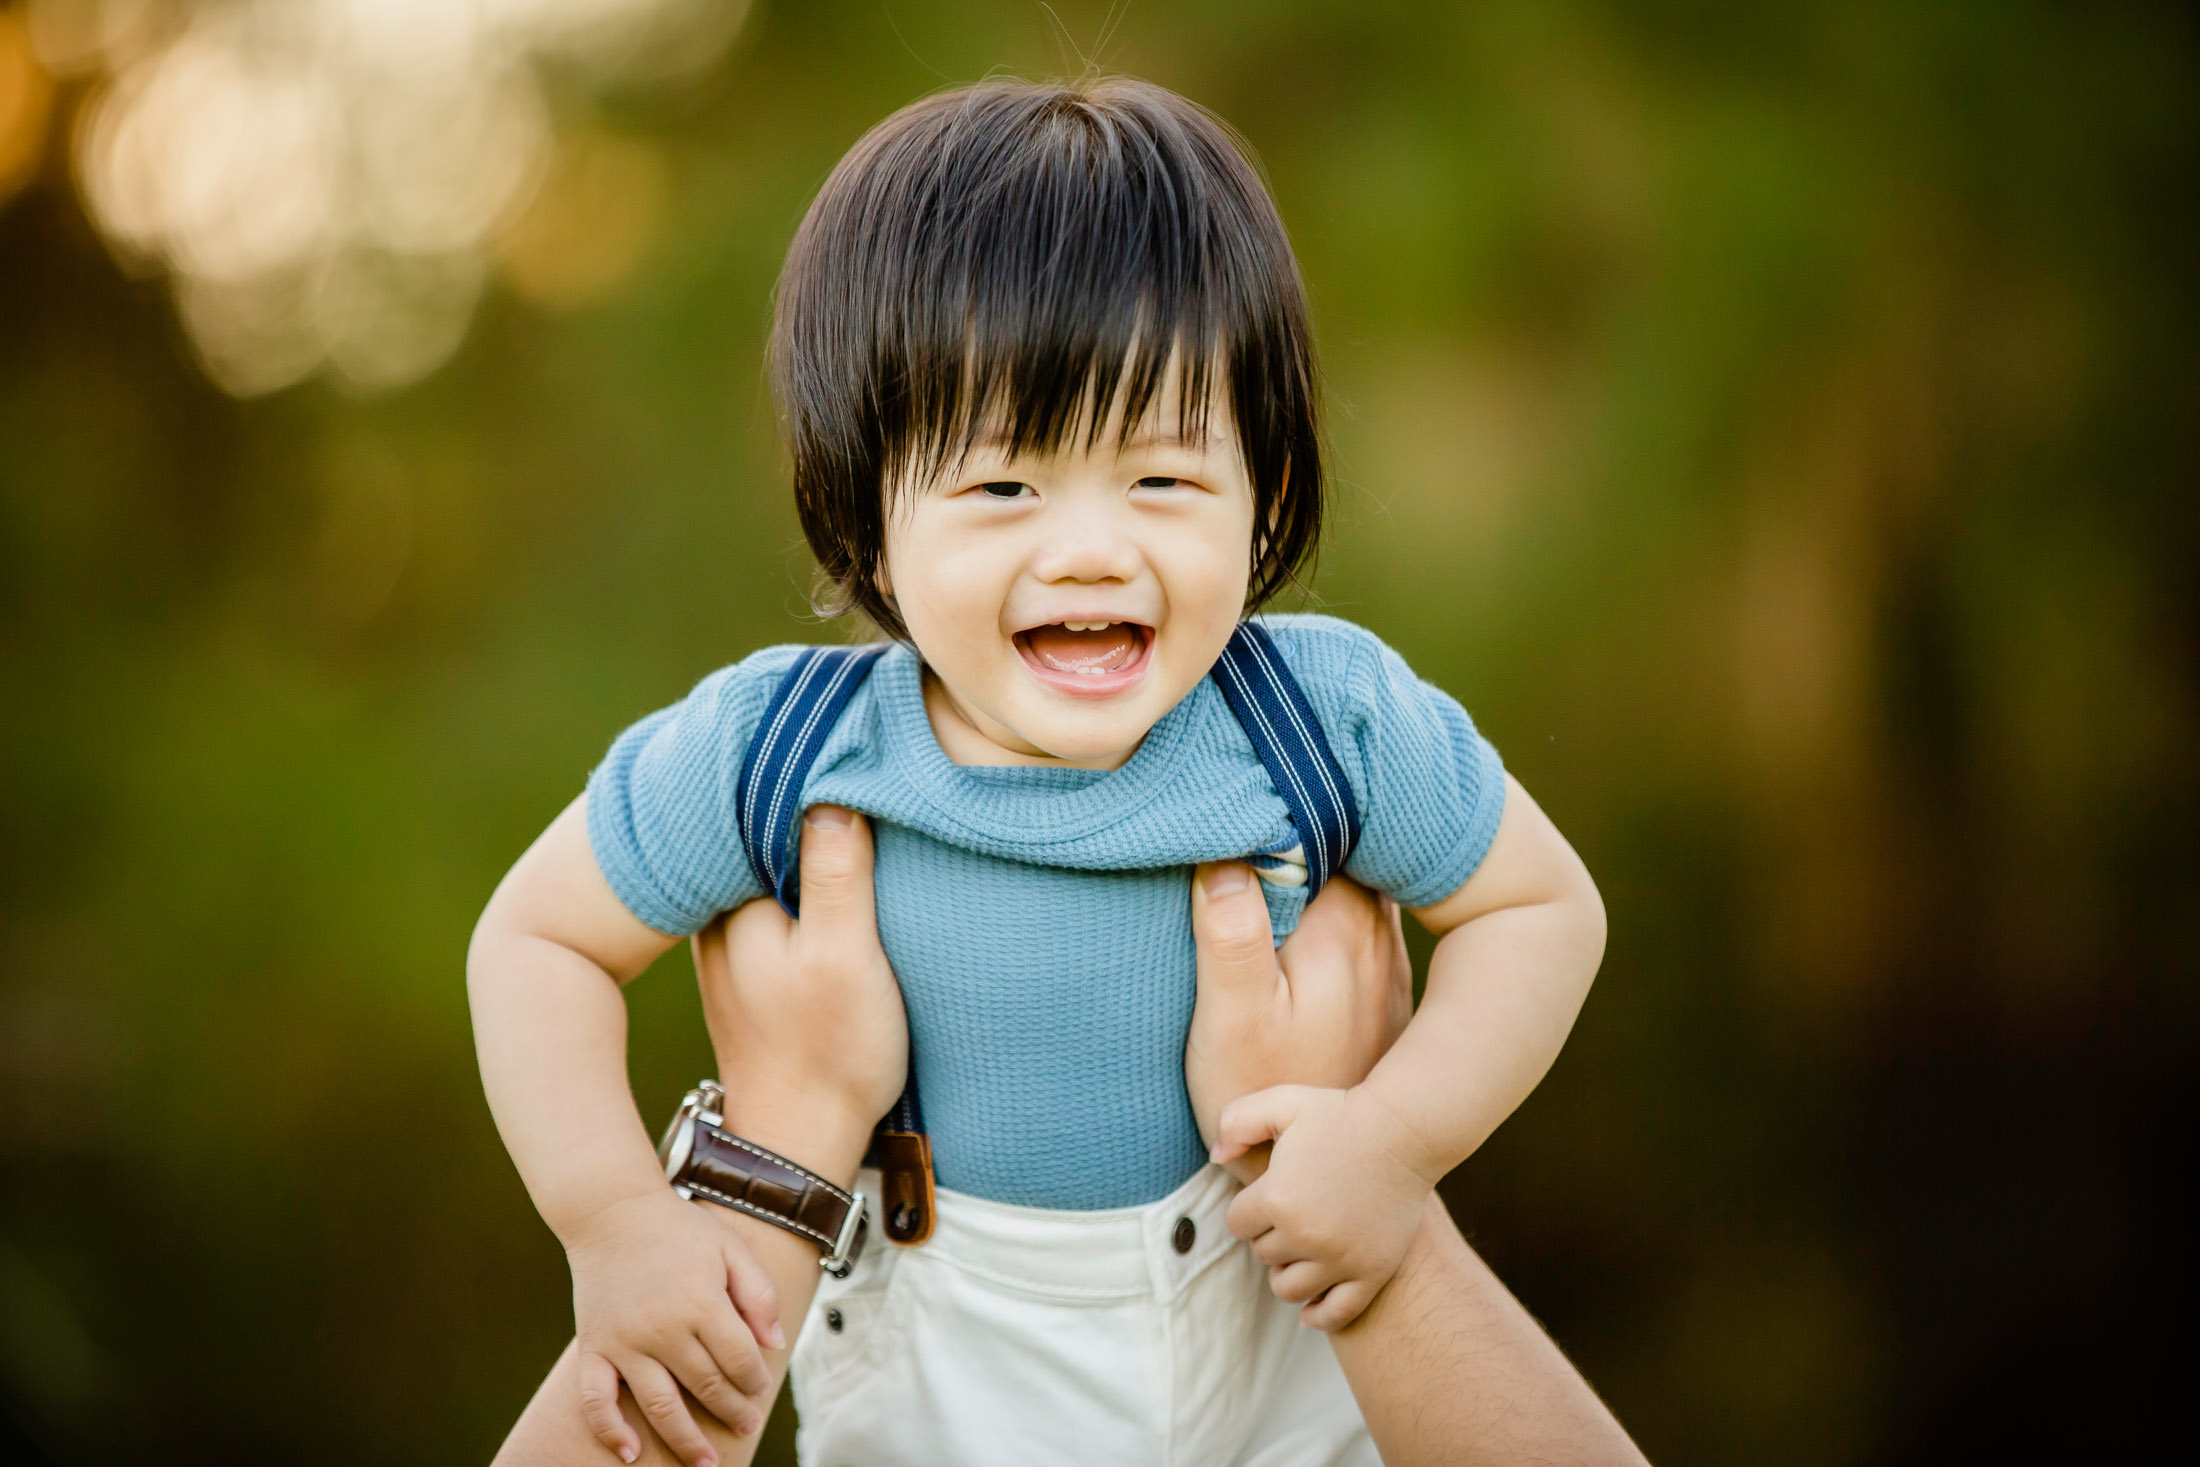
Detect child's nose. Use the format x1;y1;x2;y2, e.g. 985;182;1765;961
1030;508;1142;585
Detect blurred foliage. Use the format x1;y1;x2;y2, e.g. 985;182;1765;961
2;1;2195;1462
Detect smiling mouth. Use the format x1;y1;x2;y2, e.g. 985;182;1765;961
1014;621;1154;692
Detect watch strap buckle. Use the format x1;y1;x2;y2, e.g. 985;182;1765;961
821;1191;868;1277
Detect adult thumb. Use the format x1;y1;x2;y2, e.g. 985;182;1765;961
1191;862;1278;996
797;804;876;932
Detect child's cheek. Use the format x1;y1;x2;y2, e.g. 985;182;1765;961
892;515;1007;643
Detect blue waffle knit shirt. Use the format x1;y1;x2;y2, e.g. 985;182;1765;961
587;614;1506;1210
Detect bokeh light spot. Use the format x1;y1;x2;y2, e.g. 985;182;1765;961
0;13;56;205
39;0;744;397
497;127;669;311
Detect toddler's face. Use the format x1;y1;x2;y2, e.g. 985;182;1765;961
881;390;1255;768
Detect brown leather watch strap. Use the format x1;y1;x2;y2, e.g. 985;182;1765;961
662;1088;868;1276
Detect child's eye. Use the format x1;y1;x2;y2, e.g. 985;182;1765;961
976;481;1032;499
1134;476;1184;489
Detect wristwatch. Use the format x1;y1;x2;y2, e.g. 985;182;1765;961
656;1080;870;1278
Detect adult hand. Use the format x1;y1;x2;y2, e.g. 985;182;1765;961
692;805;909;1152
1184;863;1412;1176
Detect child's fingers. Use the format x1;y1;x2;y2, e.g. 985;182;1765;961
722;1237;786;1352
667;1336;763;1439
1218;1139;1274;1186
1299;1278;1379;1333
1225;1181;1277;1245
622;1355;718;1467
697;1294;772;1400
1212;1083;1312;1161
1267;1258;1339;1305
1245;1221;1300;1266
577;1350;641;1464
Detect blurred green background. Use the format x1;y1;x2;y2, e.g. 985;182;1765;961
3;1;2194;1462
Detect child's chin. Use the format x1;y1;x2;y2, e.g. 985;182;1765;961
1022;709;1156;765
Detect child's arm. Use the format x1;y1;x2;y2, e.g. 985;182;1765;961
490;805;905;1467
1213;773;1605;1330
469;797;782;1467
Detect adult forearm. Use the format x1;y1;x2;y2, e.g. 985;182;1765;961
468;934;670;1244
1331;1194;1645;1467
1362;900;1601;1179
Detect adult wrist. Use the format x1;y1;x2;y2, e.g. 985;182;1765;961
714;1079;879;1191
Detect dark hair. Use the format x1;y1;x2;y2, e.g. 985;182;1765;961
770;76;1324;639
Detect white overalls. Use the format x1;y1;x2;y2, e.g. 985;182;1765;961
790;1165;1377;1466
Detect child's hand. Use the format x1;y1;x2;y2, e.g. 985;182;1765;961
1212;1083;1435;1332
566;1188;784;1466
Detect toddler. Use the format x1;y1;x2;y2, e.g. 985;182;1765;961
470;77;1605;1467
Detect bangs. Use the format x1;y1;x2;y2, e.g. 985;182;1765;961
865;87;1253;481
773;77;1324;638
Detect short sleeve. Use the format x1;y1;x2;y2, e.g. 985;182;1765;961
583;647;803;936
1268;617;1507;912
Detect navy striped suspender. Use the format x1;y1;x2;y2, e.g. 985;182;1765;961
735;644;889;918
1208;622;1363;900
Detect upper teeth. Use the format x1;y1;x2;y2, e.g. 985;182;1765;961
1061;621;1116;632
